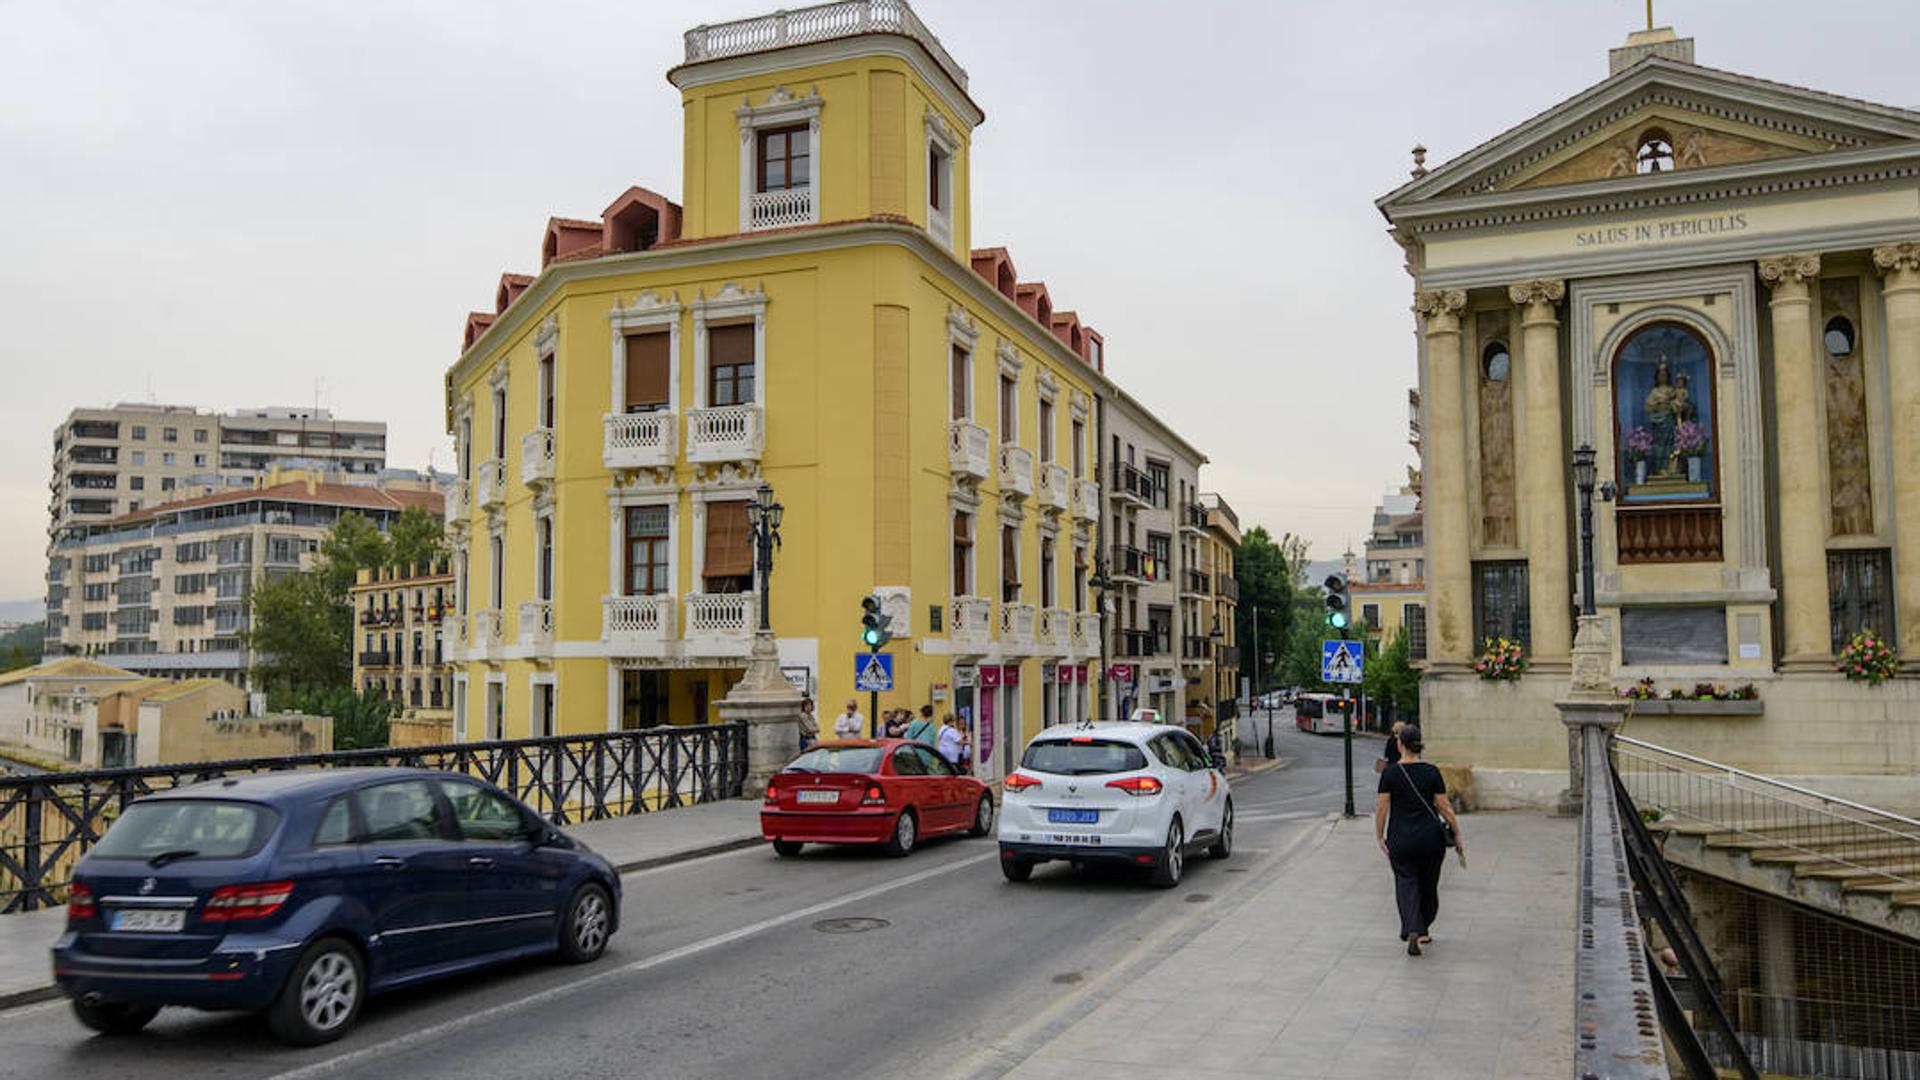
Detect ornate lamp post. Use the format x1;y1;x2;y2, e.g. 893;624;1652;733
744;482;784;633
724;482;798;797
1559;444;1626;812
1208;616;1226;760
1570;446;1613;618
1088;552;1115;724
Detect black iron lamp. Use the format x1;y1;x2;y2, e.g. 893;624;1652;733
1570;445;1616;617
745;482;783;633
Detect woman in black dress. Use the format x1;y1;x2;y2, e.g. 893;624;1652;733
1373;724;1464;956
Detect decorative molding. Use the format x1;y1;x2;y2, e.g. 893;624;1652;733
1872;241;1920;275
734;84;822;130
996;338;1023;378
1070;390;1090;418
947;303;979;347
874;586;913;639
609;289;682;321
1414;288;1468;321
486;361;509;393
1756;252;1822;289
924;104;959;150
1035;367;1057;399
534;314;559;357
691;282;768;412
736;87;822;232
1507;278;1567;307
608;290;682;418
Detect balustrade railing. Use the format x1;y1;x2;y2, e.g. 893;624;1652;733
475;459;506;509
998;444;1034;500
444;478;469;526
1037;462;1070;511
1072;477;1100;521
473;609;505;653
685;592;755;638
746;187;815;230
1072;612;1100;650
948;421;991;481
603;411;677;470
1038;607;1071;650
999;602;1035;647
602;594;674;654
686;404;763;463
520;428;555;487
683;0;968;88
949;595;992;648
519;599;553;653
0;725;748;913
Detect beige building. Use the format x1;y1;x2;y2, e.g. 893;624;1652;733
349;564;456;747
1378;27;1920;809
1179;492;1240;744
44;468;442;688
1352;486;1426;655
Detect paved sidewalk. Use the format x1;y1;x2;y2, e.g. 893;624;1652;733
995;812;1577;1080
0;798;764;1010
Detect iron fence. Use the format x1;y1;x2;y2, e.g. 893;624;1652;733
0;723;746;914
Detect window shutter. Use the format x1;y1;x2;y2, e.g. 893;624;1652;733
624;333;670;411
709;323;754;367
704;500;752;580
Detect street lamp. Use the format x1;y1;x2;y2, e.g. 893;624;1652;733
1263;651;1277;760
1570;445;1614;617
744;482;784;633
1207;616;1224;755
1088;553;1115;723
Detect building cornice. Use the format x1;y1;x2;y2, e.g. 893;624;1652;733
667;33;983;128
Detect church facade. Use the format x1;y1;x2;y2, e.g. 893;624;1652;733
1377;29;1920;808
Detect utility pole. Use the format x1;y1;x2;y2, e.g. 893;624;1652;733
1324;574;1356;818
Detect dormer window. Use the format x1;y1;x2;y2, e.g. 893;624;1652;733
737;86;823;231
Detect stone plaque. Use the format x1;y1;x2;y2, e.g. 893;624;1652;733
1620;607;1728;666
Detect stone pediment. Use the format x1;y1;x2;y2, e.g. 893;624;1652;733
1379;57;1920;216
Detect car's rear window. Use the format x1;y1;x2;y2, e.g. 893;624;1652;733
90;799;279;861
785;747;884;774
1021;740;1149;776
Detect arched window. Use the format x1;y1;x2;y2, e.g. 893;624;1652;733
1612;322;1716;501
1824;315;1856;358
1482;341;1511;382
1635;129;1675;174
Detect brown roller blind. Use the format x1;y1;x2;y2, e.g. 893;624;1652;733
624;332;670;412
709;323;754;367
704;500;752;580
952;511;972;546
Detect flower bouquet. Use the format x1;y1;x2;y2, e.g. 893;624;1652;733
1837;630;1897;685
1474;637;1527;681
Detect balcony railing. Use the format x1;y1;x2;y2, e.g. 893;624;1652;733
1182;501;1209;532
447;613;469;656
603;411;676;471
475;459;506;510
949;595;992;651
684;0;968;88
1114;628;1155;659
603;594;675;657
948;421;990;482
1617;506;1723;564
1216;574;1239;601
1110;544;1150;583
1037;462;1070;512
444;478;469;526
1183;568;1211;597
519;599;553;655
1072;477;1100;522
472;609;504;656
745;186;816;231
999;602;1035;649
357;651;391;668
685;592;756;644
520;428;555;487
1038;607;1072;650
686;404;763;464
998;444;1034;500
1112;462;1153;506
1071;612;1100;651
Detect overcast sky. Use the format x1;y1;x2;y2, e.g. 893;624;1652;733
1;0;1913;606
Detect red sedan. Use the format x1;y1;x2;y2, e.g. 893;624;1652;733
761;739;994;857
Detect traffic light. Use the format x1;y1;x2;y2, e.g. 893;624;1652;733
860;594;893;649
1323;574;1351;635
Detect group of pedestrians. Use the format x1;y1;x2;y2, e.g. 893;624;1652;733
795;697;972;769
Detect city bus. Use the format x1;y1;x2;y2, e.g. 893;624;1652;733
1294;692;1347;735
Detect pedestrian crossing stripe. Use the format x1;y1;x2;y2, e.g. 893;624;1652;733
854;652;894;692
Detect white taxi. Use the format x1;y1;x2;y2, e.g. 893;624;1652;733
996;723;1231;888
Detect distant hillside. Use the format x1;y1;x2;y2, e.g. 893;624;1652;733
2;620;44;673
0;599;45;625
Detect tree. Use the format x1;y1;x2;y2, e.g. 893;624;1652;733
1278;532;1314;590
1233;527;1295;692
316;511;391;596
1363;628;1422;721
1;621;44;674
248;512;392;692
268;685;397;751
1279;598;1328;688
388;506;446;575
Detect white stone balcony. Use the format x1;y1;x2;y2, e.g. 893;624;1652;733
444;478;469;528
603;411;677;471
1072;478;1100;522
686;404;763;465
746;186;816;231
446;610;470;658
1037;463;1070;513
999;602;1036;651
949;595;992;653
602;594;675;658
684;592;756;654
1072;612;1101;652
998;443;1034;501
520;429;555;488
1038;607;1072;651
472;609;504;659
518;599;552;656
475;459;506;510
948;421;990;482
684;0;970;90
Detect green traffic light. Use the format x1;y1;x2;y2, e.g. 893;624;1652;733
861;628;881;647
1327;611;1349;630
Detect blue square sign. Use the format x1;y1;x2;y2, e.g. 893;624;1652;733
1321;640;1364;685
854;652;894;692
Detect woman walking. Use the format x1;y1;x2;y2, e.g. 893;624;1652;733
1373;724;1463;956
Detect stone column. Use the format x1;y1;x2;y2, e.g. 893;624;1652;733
1757;254;1832;669
1874;242;1920;666
1510;279;1572;668
1415;288;1472;668
715;630;802;796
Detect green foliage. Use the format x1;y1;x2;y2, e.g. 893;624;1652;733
1233;526;1296;691
1278;599;1329;689
388;506;446;576
1;621;44;674
316;512;391;596
248;512;393;693
267;685;397;751
1362;629;1421;715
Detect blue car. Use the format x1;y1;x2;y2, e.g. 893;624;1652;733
52;767;620;1045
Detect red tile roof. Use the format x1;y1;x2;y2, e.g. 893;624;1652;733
100;481;442;527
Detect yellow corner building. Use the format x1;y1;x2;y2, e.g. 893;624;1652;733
440;3;1206;780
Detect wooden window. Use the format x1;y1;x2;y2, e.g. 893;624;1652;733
1040;537;1056;608
708;323;755;407
1147;462;1170;509
623;332;671;413
492;389;506;458
950;345;971;421
928;145;945;211
1828;549;1893;655
703;500;753;592
999;375;1017;441
625;506;670;596
488;535;503;609
536;517;553;601
1038;397;1054;463
756;124;810;193
1071;419;1085;478
1001;525;1020;603
1073;546;1087;612
538;355;555;428
1473;560;1530;650
952;511;973;596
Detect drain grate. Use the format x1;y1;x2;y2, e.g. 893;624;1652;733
812;917;891;934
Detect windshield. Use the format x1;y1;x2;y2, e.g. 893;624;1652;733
1298;698;1324;718
785;747;884;774
90;799;280;862
1020;740;1149;776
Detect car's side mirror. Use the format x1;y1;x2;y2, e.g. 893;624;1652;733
1210;751;1228;770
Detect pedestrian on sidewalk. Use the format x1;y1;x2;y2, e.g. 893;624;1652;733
883;710;910;738
835;700;865;740
798;697;819;751
936;712;970;769
1373;720;1407;775
905;704;938;745
1373;724;1464;956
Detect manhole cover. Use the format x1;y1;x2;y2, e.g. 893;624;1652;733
1185;893;1213;903
812;917;891;934
1051;972;1084;985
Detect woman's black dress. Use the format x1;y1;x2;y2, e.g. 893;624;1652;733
1379;762;1449;939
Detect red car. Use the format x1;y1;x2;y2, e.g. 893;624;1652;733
761;739;994;857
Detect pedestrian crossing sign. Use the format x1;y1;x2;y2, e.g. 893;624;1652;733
854;652;895;692
1321;640;1364;685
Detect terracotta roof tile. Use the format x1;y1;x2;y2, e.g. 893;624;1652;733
97;481;442;527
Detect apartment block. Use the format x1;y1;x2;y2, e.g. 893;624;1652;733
349;564;456;746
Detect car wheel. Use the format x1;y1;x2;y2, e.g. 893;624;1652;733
558;883;613;964
70;998;160;1036
881;809;918;857
1148;817;1185;889
1208;800;1234;860
968;795;994;837
772;839;804;857
267;937;363;1046
1000;855;1034;883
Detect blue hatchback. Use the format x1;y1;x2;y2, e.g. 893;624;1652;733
52;767;621;1045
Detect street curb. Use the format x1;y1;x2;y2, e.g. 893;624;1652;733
0;984;60;1011
1226;756;1288;780
610;835;763;874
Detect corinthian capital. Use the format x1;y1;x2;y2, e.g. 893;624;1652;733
1507;278;1565;308
1757;253;1822;289
1872;241;1920;276
1413;288;1467;321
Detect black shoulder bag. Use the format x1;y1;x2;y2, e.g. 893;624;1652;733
1398;763;1457;850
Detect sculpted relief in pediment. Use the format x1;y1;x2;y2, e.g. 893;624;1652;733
1503;115;1811;191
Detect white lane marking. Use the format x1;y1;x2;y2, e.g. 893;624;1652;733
267;849;996;1080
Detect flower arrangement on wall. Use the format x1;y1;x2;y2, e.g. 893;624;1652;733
1837;630;1897;685
1619;678;1760;702
1475;637;1526;681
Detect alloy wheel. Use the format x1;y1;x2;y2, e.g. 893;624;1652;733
1166;822;1184;882
574;890;609;955
300;951;358;1033
896;811;917;852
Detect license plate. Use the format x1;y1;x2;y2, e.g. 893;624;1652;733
112;909;185;933
1048;833;1102;845
1047;808;1100;824
796;790;839;804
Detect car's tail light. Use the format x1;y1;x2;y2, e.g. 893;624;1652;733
67;884;96;921
861;784;887;806
203;881;295;922
1105;775;1163;797
1003;773;1041;793
763;781;780;804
